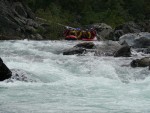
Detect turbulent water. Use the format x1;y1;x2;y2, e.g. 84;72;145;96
0;40;150;113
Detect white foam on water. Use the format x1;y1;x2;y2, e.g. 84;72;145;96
0;40;150;113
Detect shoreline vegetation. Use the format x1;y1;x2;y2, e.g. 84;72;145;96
0;0;149;40
0;0;150;82
27;0;150;27
27;0;150;40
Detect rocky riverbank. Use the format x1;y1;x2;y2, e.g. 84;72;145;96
0;0;150;82
0;0;150;40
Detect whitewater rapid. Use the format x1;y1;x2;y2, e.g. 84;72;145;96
0;40;150;113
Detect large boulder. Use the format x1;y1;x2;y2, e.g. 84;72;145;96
119;32;150;48
138;20;150;33
113;21;150;40
114;45;131;57
0;58;12;81
113;21;142;40
94;41;122;56
130;57;150;68
90;23;113;40
0;0;44;40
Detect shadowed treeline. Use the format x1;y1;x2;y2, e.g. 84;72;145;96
26;0;150;27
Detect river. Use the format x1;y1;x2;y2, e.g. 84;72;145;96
0;40;150;113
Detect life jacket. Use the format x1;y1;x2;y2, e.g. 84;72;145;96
87;31;91;39
77;30;82;39
81;31;91;39
69;30;77;36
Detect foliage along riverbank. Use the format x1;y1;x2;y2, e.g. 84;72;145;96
0;0;150;40
26;0;150;27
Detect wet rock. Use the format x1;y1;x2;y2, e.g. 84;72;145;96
134;48;150;54
134;37;150;48
119;32;150;48
95;41;121;56
74;42;95;49
130;57;150;68
6;69;36;82
63;47;86;55
63;41;131;57
114;45;131;57
90;23;113;40
0;58;12;81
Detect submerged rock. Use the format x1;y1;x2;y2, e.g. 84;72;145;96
0;58;12;81
6;69;36;82
63;47;86;55
130;57;150;68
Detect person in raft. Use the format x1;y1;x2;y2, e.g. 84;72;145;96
90;28;97;39
81;30;91;39
69;29;77;36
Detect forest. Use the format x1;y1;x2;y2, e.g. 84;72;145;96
25;0;150;27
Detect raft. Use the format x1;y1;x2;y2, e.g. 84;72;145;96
65;35;77;40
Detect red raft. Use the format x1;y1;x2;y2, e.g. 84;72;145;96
65;35;77;40
64;28;97;41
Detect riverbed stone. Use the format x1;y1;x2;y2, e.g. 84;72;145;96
130;57;150;68
0;58;12;81
74;42;95;49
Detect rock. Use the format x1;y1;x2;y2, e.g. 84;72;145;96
134;48;150;54
90;23;113;40
114;45;131;57
116;21;142;33
119;32;150;48
25;25;36;33
114;21;142;40
134;37;150;48
35;34;43;40
95;41;122;56
26;19;39;28
138;20;150;32
0;58;12;81
74;42;95;49
63;47;86;55
0;0;42;40
113;21;150;40
113;30;124;40
5;69;36;82
146;47;150;54
130;57;150;68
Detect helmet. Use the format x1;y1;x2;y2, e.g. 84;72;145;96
76;28;81;30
